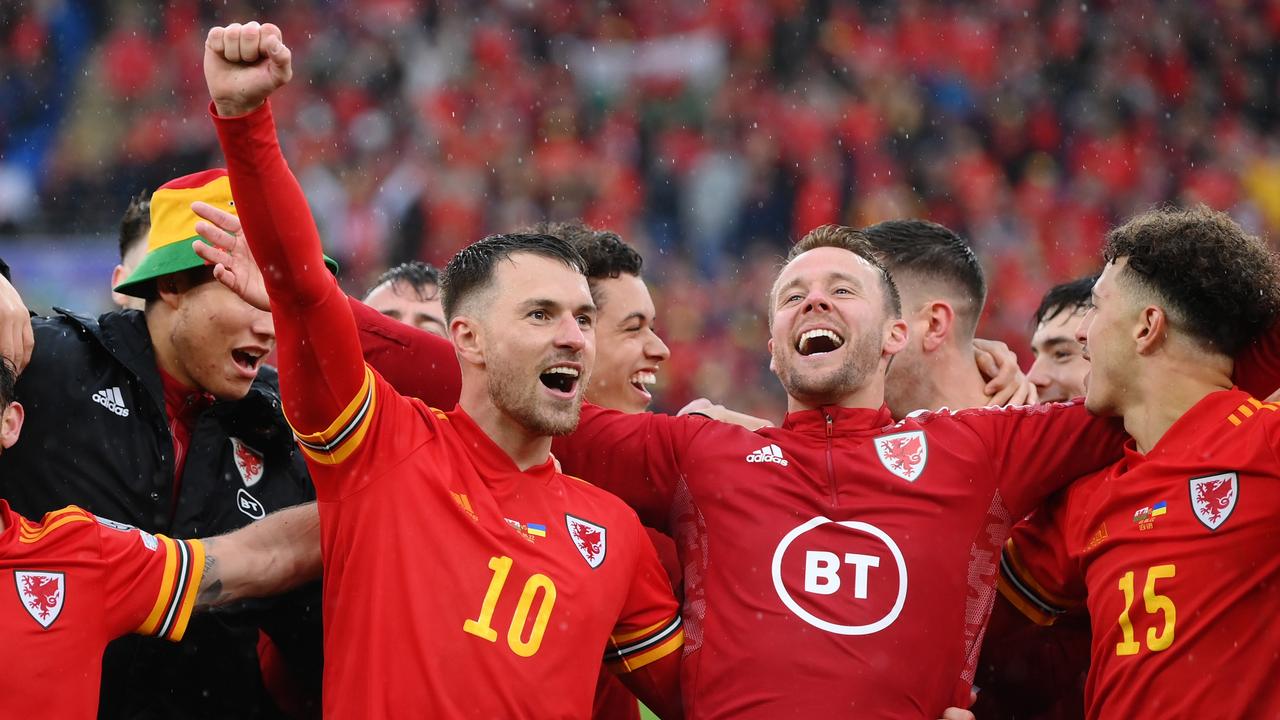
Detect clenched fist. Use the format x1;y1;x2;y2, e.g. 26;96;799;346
204;21;293;117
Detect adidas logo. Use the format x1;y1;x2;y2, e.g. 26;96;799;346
92;387;130;417
746;443;788;466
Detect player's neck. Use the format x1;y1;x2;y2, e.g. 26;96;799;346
1122;358;1232;454
924;343;989;411
459;396;554;472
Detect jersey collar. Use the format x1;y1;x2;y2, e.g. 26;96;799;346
1119;388;1251;471
781;404;896;436
446;406;559;484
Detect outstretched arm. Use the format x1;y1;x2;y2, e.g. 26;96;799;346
196;503;321;610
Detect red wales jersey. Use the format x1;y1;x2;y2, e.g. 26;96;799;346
1001;389;1280;718
298;368;683;718
553;400;1127;718
0;502;204;718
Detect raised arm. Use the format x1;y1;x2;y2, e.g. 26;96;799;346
195;502;322;610
204;22;365;434
192;200;463;408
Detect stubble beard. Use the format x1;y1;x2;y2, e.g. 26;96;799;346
775;325;882;407
488;355;588;437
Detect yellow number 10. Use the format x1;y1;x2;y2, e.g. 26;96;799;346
463;556;558;657
1116;564;1176;656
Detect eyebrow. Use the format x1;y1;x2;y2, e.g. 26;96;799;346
617;311;651;327
1036;336;1079;351
380;309;403;319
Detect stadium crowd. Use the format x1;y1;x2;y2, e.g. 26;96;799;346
2;4;1280;720
6;0;1280;416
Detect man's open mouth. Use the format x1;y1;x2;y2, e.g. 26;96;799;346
796;328;845;356
630;370;657;393
540;365;581;394
232;348;264;372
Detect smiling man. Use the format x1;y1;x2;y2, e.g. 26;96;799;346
1027;275;1097;403
0;169;324;718
204;22;683;718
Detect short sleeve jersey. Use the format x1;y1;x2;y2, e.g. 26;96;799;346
0;502;204;717
295;367;683;719
1001;390;1280;718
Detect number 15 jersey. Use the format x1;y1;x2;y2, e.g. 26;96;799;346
1001;389;1280;718
300;366;683;719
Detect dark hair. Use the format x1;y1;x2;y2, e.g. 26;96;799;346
1033;274;1098;328
364;261;441;302
531;220;642;280
0;356;15;407
440;233;587;319
862;219;986;335
1104;205;1280;354
119;191;151;261
785;224;902;317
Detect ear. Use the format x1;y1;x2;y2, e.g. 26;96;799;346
921;301;955;352
154;274;185;311
882;316;910;357
0;400;24;450
767;338;776;374
451;315;486;367
1134;305;1167;355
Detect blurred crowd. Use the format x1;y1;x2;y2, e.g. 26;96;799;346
4;0;1280;416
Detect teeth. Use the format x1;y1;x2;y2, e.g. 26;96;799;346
544;366;579;377
630;371;657;387
800;329;844;347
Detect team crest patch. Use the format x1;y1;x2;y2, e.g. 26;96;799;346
874;430;928;482
231;438;264;487
15;571;65;629
1190;472;1238;531
565;515;607;569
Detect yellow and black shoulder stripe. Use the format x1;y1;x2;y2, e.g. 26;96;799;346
605;614;684;673
997;539;1078;626
136;536;205;642
18;506;95;544
291;365;378;465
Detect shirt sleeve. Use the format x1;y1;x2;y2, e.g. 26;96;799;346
604;518;684;674
96;519;206;642
997;494;1086;626
1232;319;1280;398
552;405;709;531
211;102;371;459
954;400;1127;519
350;295;462;409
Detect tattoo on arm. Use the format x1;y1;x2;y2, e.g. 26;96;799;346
195;539;232;611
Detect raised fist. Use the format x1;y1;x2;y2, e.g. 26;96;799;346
204;21;292;117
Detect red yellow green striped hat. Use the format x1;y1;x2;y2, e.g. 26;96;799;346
113;169;337;298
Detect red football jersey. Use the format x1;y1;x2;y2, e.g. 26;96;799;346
297;367;683;718
553;400;1127;718
1001;389;1280;718
0;502;204;717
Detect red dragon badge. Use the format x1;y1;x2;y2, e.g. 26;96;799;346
1189;472;1238;530
565;515;607;569
15;571;65;629
874;430;928;482
230;438;264;487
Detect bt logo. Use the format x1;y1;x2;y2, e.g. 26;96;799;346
771;517;908;635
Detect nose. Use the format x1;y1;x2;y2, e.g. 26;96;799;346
1027;355;1051;389
646;329;671;363
802;290;832;315
1074;307;1095;347
252;307;276;341
554;313;587;353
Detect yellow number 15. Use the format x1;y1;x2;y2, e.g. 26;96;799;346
1116;563;1176;656
463;556;557;657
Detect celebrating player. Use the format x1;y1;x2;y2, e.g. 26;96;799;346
203;21;683;718
551;220;1280;717
998;206;1280;717
1027;275;1097;403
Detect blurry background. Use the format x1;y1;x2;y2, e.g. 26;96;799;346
4;0;1280;417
